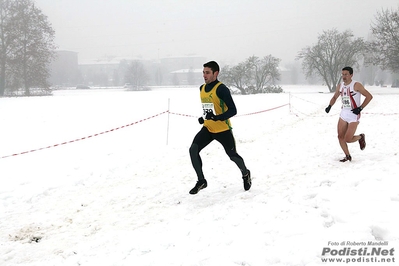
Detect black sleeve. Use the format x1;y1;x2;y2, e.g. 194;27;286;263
216;84;237;120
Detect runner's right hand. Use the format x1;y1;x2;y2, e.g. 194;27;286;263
325;105;331;113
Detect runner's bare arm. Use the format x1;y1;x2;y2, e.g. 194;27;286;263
354;82;373;109
328;84;341;106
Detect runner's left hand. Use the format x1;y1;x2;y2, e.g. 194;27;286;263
205;111;221;121
351;106;363;115
205;111;215;120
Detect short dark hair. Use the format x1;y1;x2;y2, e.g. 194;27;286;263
342;66;353;75
203;61;220;73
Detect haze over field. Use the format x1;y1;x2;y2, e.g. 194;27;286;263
35;0;399;64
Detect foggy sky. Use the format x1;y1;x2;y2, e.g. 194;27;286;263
35;0;399;65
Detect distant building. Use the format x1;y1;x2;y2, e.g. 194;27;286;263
49;50;79;87
48;52;208;87
78;61;120;87
161;56;206;85
170;68;203;85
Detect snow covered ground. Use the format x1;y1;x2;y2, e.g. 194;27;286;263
0;85;398;266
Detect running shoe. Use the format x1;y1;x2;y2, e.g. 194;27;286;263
340;155;352;162
189;179;207;194
243;170;252;191
359;134;366;150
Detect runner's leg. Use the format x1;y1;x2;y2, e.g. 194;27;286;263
345;122;361;143
216;130;248;175
337;118;350;156
189;127;213;180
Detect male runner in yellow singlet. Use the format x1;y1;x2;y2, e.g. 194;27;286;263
325;66;373;162
189;61;251;194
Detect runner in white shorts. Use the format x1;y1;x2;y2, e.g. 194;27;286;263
325;67;373;162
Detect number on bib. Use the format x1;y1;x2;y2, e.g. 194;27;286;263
342;96;351;108
202;103;215;116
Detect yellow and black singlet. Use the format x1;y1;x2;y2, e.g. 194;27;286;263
200;82;233;133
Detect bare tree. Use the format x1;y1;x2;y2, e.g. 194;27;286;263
124;60;148;90
12;0;56;95
367;7;399;74
247;55;281;93
0;0;16;96
0;0;55;96
220;62;252;95
220;55;281;95
297;29;366;92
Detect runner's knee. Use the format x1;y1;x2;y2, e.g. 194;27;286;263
189;143;199;156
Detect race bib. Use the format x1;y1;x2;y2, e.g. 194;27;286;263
342;96;351;108
202;103;215;117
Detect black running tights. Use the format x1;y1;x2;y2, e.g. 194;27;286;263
189;127;248;180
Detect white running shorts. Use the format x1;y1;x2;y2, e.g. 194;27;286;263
340;109;360;123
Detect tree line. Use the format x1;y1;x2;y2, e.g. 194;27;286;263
0;2;398;96
297;7;399;92
220;55;283;95
219;8;399;94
